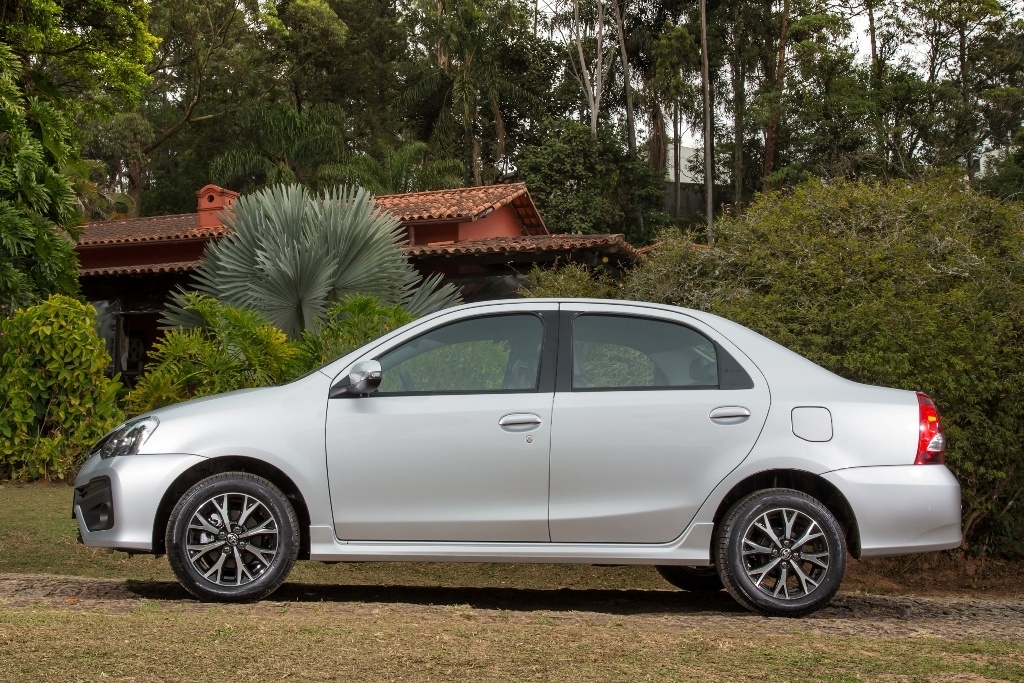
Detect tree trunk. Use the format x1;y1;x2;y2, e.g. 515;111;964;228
127;159;143;218
572;0;605;140
731;5;746;213
700;0;713;243
761;0;790;189
472;100;482;185
647;102;667;172
867;0;880;86
866;0;888;174
612;0;636;155
960;24;975;183
673;101;681;218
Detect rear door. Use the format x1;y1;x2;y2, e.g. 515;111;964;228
549;304;770;543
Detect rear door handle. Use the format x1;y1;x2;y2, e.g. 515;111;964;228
709;406;751;424
498;413;543;432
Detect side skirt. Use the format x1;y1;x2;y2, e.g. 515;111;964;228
307;523;714;565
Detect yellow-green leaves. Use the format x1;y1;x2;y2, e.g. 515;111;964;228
0;296;123;480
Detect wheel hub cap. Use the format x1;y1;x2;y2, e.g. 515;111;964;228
185;492;279;587
740;507;831;601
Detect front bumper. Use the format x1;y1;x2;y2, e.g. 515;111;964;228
73;452;207;552
823;464;962;558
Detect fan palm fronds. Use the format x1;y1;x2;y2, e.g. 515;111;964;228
163;184;461;338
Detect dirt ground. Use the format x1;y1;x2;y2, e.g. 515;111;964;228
2;564;1022;643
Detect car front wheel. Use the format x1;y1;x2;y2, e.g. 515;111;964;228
166;472;299;602
716;488;846;617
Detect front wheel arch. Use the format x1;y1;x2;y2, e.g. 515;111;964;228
152;456;311;560
710;469;861;559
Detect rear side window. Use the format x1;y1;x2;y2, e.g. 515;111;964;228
572;315;719;390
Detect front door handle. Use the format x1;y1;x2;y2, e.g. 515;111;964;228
709;406;751;425
498;413;543;432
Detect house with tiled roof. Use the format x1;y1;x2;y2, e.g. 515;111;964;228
77;183;637;379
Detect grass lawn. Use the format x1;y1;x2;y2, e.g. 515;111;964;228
2;481;1023;682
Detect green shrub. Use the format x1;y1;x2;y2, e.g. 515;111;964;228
526;174;1024;556
129;294;419;415
520;262;620;300
0;296;123;479
127;294;301;415
295;294;415;370
517;119;668;245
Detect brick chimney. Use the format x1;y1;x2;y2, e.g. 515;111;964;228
196;184;240;228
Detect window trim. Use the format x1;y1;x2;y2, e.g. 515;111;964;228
351;310;557;398
557;311;754;393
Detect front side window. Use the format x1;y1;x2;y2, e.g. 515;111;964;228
572;314;718;390
377;314;544;394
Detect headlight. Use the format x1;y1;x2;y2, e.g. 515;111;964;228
95;417;160;458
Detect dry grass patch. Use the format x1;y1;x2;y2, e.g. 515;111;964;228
1;598;1023;682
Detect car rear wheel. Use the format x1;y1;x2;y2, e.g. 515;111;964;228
716;488;846;617
166;472;299;602
656;565;724;592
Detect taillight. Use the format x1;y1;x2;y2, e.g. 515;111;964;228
915;392;945;464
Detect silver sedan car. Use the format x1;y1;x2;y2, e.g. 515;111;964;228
73;299;961;616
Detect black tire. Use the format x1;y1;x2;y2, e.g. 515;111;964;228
656;565;724;592
716;488;846;617
166;472;299;602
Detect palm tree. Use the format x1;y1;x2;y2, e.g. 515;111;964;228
163;184;461;339
407;0;531;185
210;104;348;191
338;140;464;195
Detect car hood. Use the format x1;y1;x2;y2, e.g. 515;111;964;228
137;372;332;457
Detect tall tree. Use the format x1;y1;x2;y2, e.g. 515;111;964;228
407;0;534;184
210;103;349;192
0;44;80;313
761;0;791;188
0;0;155;112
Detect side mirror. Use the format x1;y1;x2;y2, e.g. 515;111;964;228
329;360;383;398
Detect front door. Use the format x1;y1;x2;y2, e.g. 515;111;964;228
326;307;556;542
549;305;770;543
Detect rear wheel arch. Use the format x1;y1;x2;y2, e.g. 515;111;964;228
152;456;312;560
710;469;861;559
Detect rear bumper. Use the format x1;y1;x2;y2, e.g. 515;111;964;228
73;452;207;552
823;465;962;558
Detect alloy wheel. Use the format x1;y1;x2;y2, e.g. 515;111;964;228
185;492;279;587
740;507;831;600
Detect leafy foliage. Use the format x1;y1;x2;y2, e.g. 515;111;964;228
979;132;1024;200
0;43;80;314
163;184;460;339
520;261;618;299
211;104;349;193
0;296;122;480
517;119;667;244
0;0;155;112
294;294;415;370
526;175;1024;556
339;140;464;195
132;294;419;414
127;294;301;415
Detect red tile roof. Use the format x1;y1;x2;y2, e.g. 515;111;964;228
78;214;225;246
78;235;636;276
404;234;637;259
79;260;201;277
377;183;547;234
79;184;548;248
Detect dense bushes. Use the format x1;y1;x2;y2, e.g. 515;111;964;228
0;296;122;479
127;294;416;415
126;294;301;415
526;175;1024;556
0;292;419;476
